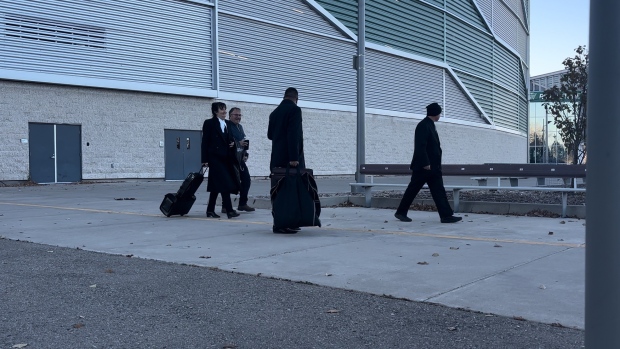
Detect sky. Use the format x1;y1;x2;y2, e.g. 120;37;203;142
529;0;590;76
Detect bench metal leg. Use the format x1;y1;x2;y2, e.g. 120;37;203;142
562;192;568;218
453;189;461;213
364;187;372;208
510;178;519;187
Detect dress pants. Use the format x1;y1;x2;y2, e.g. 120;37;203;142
207;191;233;212
396;170;454;218
238;166;251;207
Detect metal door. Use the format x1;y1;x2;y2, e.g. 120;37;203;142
164;129;202;180
29;123;82;183
29;123;55;183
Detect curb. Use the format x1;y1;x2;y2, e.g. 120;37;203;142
232;196;586;219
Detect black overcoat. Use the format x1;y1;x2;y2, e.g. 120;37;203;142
201;117;240;194
410;116;443;171
267;99;305;170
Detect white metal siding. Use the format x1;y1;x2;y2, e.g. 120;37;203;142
218;13;356;105
365;49;443;113
445;73;485;123
218;0;346;38
0;0;215;93
458;73;494;121
446;0;487;31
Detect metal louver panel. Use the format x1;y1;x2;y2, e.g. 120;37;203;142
444;73;486;123
423;0;445;8
475;0;493;27
493;41;519;92
218;13;356;105
316;0;445;61
493;85;519;130
517;25;528;60
518;65;528;133
446;16;493;80
504;0;526;24
365;50;443;113
0;0;215;93
219;0;346;38
457;72;494;121
446;0;487;31
493;0;518;50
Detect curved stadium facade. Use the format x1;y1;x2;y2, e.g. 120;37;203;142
0;0;529;182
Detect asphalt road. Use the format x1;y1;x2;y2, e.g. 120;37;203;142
2;238;584;349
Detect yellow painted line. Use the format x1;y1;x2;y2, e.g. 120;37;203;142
0;202;584;248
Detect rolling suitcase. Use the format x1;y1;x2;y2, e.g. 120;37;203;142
160;167;207;217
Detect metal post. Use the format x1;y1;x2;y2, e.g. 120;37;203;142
586;1;620;347
544;111;549;163
353;0;366;192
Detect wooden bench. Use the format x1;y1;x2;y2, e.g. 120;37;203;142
350;163;587;217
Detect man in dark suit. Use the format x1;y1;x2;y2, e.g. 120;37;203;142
201;102;241;219
394;103;462;223
268;87;305;234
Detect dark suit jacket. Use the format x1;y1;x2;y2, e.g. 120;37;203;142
410;116;442;171
201;117;240;194
267;99;305;170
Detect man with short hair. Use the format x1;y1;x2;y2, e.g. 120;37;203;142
225;107;255;212
394;102;462;224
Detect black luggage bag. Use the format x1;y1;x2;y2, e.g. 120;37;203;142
160;167;206;217
270;167;321;228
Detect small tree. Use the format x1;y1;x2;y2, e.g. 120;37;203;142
542;46;588;164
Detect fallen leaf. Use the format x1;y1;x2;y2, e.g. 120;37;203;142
199;256;212;259
384;220;388;223
126;254;133;258
494;244;502;248
12;344;28;348
560;221;566;224
449;247;459;250
539;285;547;290
558;239;564;241
326;309;340;314
47;250;54;253
513;316;526;321
417;261;429;265
447;326;457;331
325;273;333;276
104;269;114;273
72;323;85;328
432;253;439;257
89;284;97;288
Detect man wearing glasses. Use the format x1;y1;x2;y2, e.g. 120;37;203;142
225;107;255;212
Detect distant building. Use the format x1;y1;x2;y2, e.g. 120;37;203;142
529;70;569;164
0;0;530;182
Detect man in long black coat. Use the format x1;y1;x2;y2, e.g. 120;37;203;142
268;87;305;234
394;103;462;223
201;102;241;219
268;87;305;170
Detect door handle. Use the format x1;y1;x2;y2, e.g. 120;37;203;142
176;137;180;149
186;138;190;149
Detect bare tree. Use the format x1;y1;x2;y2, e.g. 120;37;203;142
542;46;588;164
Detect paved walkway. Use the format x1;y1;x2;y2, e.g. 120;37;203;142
0;179;586;347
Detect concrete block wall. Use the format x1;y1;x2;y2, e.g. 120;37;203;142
0;81;526;181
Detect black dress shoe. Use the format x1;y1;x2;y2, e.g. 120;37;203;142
206;211;220;218
289;227;301;231
237;205;255;212
273;226;298;234
394;213;412;222
440;216;463;223
227;210;240;219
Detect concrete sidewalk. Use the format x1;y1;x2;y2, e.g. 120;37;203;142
0;180;586;331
